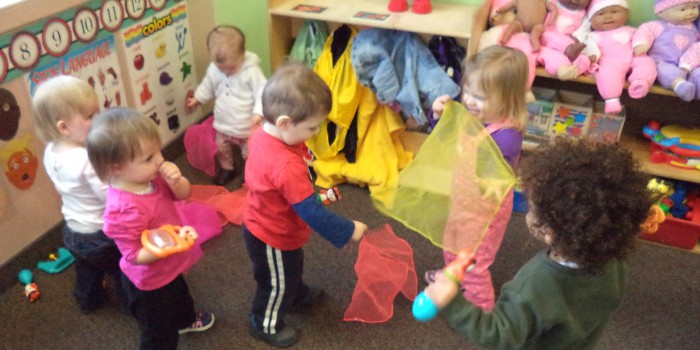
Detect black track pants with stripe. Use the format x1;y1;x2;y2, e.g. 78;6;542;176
243;224;308;334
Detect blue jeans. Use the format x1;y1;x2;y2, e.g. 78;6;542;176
63;225;126;312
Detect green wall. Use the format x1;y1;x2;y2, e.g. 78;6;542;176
212;0;271;74
212;0;657;75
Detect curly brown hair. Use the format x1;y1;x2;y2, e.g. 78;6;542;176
519;138;655;272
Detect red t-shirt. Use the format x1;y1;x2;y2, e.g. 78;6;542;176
244;128;315;250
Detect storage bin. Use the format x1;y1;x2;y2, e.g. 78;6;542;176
639;216;700;250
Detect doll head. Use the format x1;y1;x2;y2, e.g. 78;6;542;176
559;0;591;11
588;0;628;31
655;0;699;25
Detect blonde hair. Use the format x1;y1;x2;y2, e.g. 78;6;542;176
87;107;161;182
462;46;528;131
207;25;245;64
31;75;98;142
262;62;332;124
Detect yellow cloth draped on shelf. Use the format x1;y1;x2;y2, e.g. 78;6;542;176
308;26;412;207
373;101;516;253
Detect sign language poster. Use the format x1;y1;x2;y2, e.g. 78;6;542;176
27;36;126;110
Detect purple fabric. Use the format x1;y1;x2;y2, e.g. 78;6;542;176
490;128;523;168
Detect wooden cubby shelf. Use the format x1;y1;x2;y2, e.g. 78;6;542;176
267;0;700;252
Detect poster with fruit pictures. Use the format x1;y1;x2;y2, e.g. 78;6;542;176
121;2;197;144
27;36;126;110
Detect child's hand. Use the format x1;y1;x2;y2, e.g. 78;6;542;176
186;97;200;108
159;161;182;185
424;270;460;310
351;221;367;242
251;114;263;126
431;94;452;120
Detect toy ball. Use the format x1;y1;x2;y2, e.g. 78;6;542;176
18;269;33;285
412;291;439;322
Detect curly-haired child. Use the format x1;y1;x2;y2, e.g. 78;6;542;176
421;137;655;349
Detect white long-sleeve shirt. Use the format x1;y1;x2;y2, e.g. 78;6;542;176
194;51;267;138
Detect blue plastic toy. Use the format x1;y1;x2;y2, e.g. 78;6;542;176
413;291;439;322
37;247;75;274
18;269;33;284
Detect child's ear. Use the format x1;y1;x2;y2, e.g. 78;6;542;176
56;120;70;136
108;163;122;177
275;115;292;130
543;229;556;245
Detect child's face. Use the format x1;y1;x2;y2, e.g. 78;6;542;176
214;52;244;76
60;101;99;146
590;6;628;31
278;113;326;146
113;139;164;185
461;74;492;122
658;3;699;25
525;202;550;244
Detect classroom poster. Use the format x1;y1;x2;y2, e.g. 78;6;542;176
27;36;127;110
121;2;198;144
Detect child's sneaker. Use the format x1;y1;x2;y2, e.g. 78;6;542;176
249;314;298;348
290;286;325;312
179;311;215;334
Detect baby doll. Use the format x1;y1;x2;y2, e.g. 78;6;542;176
582;0;657;114
542;0;591;59
633;0;700;102
537;0;592;80
476;0;538;98
499;0;558;51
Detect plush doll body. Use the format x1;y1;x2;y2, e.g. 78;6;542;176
500;0;557;51
633;0;700;101
679;39;700;99
541;0;591;58
477;0;538;94
583;0;657;114
537;0;592;80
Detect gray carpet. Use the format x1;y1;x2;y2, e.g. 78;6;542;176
1;151;699;350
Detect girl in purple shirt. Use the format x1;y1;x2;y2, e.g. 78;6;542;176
428;45;527;312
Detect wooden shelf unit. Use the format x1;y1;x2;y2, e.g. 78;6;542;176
267;0;477;70
267;0;700;252
535;68;677;98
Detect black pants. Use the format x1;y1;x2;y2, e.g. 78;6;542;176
243;225;310;334
63;225;126;312
122;274;195;350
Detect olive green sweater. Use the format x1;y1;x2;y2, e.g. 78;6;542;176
442;250;629;350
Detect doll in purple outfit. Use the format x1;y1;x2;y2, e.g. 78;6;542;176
633;0;700;102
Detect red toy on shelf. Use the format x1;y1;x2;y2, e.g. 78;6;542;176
388;0;431;14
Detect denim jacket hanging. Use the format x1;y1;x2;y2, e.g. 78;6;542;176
351;28;461;126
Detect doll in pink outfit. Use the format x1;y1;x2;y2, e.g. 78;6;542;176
477;0;538;97
633;0;700;102
582;0;657;114
537;0;592;80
